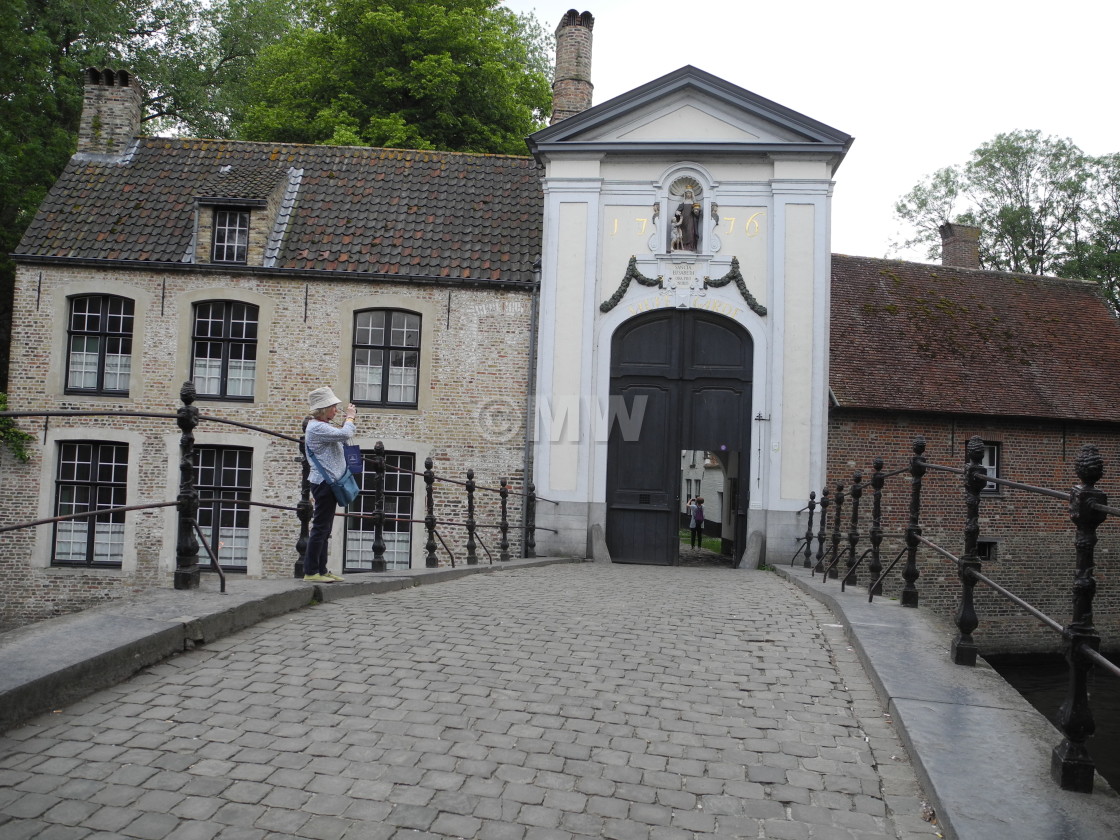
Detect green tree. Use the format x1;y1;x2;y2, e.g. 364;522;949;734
234;0;552;155
1056;154;1120;311
893;130;1101;278
123;0;300;138
0;0;298;388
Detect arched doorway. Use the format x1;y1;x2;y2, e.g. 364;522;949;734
606;309;753;564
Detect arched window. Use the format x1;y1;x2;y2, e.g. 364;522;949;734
53;441;128;566
66;294;134;396
192;301;258;399
352;309;420;407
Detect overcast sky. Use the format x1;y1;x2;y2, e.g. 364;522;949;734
506;0;1118;262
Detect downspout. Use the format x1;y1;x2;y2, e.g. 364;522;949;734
521;258;542;557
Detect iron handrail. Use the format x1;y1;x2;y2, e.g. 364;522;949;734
915;533;1120;680
868;545;909;601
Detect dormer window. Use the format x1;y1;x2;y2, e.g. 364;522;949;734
212;209;250;264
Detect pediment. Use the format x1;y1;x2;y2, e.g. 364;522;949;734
528;65;851;159
615;104;764;142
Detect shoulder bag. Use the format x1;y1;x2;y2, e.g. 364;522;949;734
306;446;361;507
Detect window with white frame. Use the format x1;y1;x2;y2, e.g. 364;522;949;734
345;451;414;571
66;295;134;395
212;209;250;263
192;300;258;399
53;442;128;566
352;310;420;407
980;442;1000;493
195;446;253;570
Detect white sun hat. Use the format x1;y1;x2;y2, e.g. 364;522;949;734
308;386;342;411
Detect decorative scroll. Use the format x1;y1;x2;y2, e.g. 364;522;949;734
600;255;768;317
705;257;767;316
600;256;663;312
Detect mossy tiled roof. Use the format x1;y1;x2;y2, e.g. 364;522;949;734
17;138;543;282
830;254;1120;423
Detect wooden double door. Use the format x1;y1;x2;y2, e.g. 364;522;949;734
606;310;753;565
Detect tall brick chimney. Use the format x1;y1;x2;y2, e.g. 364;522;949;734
550;10;595;125
939;222;981;270
78;68;144;156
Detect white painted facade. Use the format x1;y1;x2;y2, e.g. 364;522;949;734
528;67;851;563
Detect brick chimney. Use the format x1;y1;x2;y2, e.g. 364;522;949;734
550;10;595;125
939;222;981;269
78;68;144;156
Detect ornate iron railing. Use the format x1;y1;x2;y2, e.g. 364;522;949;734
796;435;1119;793
1;382;552;594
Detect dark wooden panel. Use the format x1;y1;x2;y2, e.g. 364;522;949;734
687;382;750;453
606;380;677;565
611;311;678;377
684;311;754;379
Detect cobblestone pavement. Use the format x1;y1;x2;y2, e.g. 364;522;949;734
0;564;940;839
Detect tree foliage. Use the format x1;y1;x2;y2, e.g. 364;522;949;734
1055;154;1120;310
893;131;1120;308
232;0;553;155
0;0;299;388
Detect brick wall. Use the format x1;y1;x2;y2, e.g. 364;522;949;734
77;70;143;156
1;264;536;629
826;409;1120;655
550;11;595;124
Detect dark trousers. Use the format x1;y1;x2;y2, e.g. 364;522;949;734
690;524;700;548
306;481;338;576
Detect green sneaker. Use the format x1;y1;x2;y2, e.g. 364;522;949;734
324;572;344;581
303;574;327;582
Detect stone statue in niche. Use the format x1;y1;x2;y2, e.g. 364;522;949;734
670;209;684;250
668;180;702;252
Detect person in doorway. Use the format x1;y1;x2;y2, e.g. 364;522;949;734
690;497;705;549
303;386;357;582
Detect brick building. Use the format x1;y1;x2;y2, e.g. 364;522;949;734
826;235;1120;650
3;69;541;627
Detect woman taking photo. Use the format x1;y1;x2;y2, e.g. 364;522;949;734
303;386;357;582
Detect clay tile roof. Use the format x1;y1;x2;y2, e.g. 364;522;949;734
198;165;287;202
17;139;544;282
830;254;1120;423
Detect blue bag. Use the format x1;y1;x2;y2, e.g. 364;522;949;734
344;444;364;475
306;448;361;506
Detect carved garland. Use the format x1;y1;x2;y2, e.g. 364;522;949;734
705;257;767;316
599;256;663;312
599;255;768;316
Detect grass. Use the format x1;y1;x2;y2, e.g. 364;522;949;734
678;528;724;554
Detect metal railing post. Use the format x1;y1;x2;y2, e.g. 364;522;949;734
465;469;478;565
525;481;537;558
827;481;845;580
813;486;830;575
868;458;884;597
175;382;201;590
295;418;311;578
499;477;510;562
952;436;989;666
424;457;438;568
802;491;816;568
844;471;863;587
372;442;387;573
901;437;926;607
1052;444;1108;792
